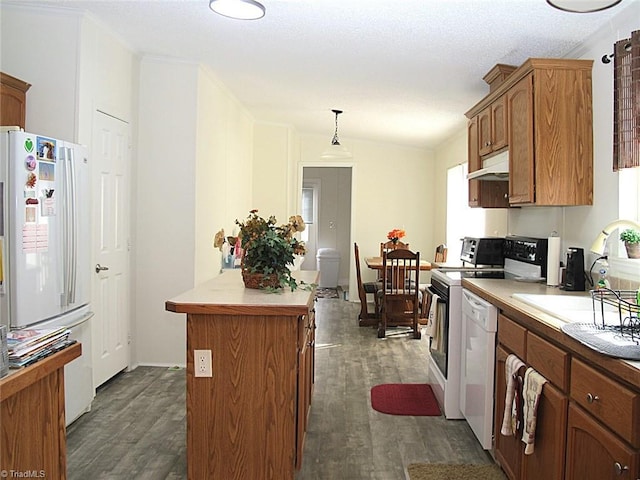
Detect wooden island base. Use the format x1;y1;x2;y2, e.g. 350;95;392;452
166;270;318;480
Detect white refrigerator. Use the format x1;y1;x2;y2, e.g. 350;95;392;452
0;127;94;425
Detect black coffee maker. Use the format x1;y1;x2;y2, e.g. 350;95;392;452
563;247;585;291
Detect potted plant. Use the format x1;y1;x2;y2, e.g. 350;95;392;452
236;210;307;290
619;228;640;259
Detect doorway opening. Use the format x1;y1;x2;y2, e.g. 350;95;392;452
300;166;353;291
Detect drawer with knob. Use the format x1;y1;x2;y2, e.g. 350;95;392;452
570;357;640;448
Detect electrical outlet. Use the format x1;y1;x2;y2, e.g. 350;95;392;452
194;349;212;378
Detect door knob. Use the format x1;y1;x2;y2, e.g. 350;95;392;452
95;264;110;273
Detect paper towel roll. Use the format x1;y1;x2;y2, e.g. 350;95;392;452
547;236;561;286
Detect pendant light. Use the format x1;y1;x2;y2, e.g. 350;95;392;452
320;109;352;159
209;0;265;20
546;0;621;13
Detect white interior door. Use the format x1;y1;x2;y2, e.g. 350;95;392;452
91;111;131;388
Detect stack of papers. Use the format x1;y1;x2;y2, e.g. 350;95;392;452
7;326;75;368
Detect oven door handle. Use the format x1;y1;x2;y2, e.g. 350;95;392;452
426;285;447;302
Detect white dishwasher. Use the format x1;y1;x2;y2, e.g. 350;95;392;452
460;288;498;450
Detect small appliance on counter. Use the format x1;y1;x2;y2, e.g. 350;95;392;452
459;237;505;266
562;247;585;291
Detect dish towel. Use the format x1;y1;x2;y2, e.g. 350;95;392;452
425;293;439;339
521;367;548;455
500;354;525;436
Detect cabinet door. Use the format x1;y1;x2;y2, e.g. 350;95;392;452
468;117;481;207
566;403;639;480
522;382;568;480
494;346;522;480
468;117;509;209
491;95;508;152
508;73;535;205
478;106;493;156
0;83;26;128
0;73;30;129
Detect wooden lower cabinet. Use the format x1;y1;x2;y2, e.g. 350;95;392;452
565;403;639;479
495;310;640;480
296;309;315;468
495;346;568;480
0;343;81;479
495;346;523;479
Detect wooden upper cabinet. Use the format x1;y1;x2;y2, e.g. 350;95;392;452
508;73;535;204
509;60;593;206
466;58;594;207
478;95;508;157
468;117;481;207
468;115;509;209
1;72;31;129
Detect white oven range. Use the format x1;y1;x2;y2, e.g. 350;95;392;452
427;268;465;419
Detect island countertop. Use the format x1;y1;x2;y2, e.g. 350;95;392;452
462;277;640;390
165;269;319;316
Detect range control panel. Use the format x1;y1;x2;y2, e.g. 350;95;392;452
504;236;548;267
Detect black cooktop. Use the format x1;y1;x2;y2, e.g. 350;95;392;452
460;270;505;279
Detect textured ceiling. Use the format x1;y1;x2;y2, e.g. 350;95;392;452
4;0;637;148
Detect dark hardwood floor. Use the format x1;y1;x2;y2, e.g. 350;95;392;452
67;296;492;479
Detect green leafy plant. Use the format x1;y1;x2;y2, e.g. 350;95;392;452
619;228;640;245
236;210;306;291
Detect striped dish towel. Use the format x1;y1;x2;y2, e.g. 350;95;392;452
500;354;525;436
521;367;548;455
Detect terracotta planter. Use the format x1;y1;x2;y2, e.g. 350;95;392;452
624;242;640;259
241;270;281;289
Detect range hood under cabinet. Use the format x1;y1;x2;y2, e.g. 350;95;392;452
467;150;509;181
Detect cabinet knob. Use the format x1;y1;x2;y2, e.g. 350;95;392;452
613;462;628;475
586;393;600;403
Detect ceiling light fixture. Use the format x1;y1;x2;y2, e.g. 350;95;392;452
546;0;621;13
320;109;352;159
209;0;265;20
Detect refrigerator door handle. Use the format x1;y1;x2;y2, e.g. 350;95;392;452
67;147;77;304
60;146;77;307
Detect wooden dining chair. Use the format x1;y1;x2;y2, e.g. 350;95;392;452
378;240;409;281
378;248;421;339
354;243;380;327
434;243;448;263
419;243;448;320
379;240;410;256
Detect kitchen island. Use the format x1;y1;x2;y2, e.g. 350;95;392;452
463;278;639;480
165;269;318;480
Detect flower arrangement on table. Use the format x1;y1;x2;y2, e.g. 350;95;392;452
235;210;307;291
387;228;406;244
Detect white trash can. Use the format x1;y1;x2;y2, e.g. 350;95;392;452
316;248;340;288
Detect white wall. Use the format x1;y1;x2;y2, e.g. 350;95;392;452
135;59;254;366
194;67;254;285
0;4;80;141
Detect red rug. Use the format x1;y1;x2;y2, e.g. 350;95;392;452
370;383;441;416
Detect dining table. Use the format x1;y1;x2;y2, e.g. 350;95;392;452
364;256;432;271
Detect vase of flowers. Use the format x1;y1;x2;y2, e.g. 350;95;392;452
236;210;307;290
387;228;406;245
